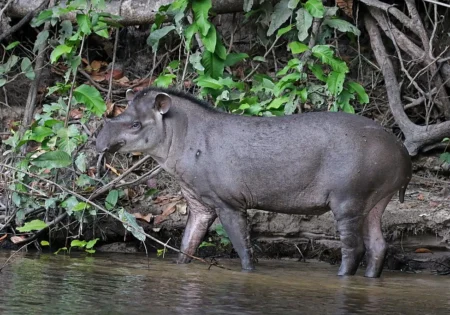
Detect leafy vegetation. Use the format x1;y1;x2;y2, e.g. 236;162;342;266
1;0;367;255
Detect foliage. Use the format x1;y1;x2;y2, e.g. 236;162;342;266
2;0;126;246
149;0;368;116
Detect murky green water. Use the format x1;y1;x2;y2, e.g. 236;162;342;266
0;251;449;314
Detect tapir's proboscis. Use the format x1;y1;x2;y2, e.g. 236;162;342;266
96;88;412;278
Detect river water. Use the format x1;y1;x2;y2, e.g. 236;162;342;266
0;251;449;314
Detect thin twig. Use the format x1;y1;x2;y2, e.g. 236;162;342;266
0;241;34;272
91;155;153;198
0;163;227;269
106;0;124;102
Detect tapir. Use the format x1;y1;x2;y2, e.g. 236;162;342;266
96;87;412;278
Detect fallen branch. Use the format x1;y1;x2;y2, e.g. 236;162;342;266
0;162;226;270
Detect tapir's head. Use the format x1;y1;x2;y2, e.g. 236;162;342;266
96;89;172;154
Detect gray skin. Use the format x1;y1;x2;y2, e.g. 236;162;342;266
96;88;412;278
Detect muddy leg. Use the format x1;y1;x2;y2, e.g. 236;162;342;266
363;195;392;278
335;215;366;276
177;189;217;264
216;207;254;271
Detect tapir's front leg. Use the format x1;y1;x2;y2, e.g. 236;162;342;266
177;187;217;264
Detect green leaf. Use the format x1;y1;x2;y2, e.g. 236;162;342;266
30;126;54;142
308;63;326;82
327;71;346;96
76;174;94;187
105;190;119;210
267;0;293;37
202;51;224;79
312;45;348;73
288;41;309;54
57;125;79;155
298;87;308;102
4;55;19;72
75;153;87;172
60;21;73;41
347;81;369;104
267;97;289;109
296;8;313;41
72;202;89;212
73;84;106;117
0;78;6;87
147;25;176;52
244;0;254;12
201;25;217;53
288;0;300;9
253;56;266;62
304;0;324;18
199;241;216;248
440;152;450;163
215;34;227;60
86;238;99;249
189;51;205;71
54;247;68;255
184;23;198;48
41;240;50;246
224;53;248;67
154;74;177;88
323;18;360;36
71;240;87;248
195;76;223;89
31;150;71;169
76;14;92;35
277;25;292;37
17;219;48;232
192;0;212;36
6;41;20;50
44;198;57;210
20;57;34;80
50;44;73;63
119;208;146;241
157;248;166;257
31;9;53;27
33;30;49;53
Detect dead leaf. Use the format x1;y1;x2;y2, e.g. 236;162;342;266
91;73;106;82
132;213;153;223
336;0;353;18
0;234;7;242
105;69;124;80
113;105;126;117
154;201;179;224
91;60;103;71
69;108;84;119
415;248;433;254
115;76;130;86
10;235;26;244
105;163;120;176
417;194;425;201
105;100;115;116
176;202;187;215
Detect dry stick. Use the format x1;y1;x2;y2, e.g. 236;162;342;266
422;0;450;8
106;0;124;102
91;155;153;198
63;35;87;127
0;241;35;272
0;0;50;42
79;69;123;95
0;0;15;19
114;166;162;189
21;0;55;146
0;163;227;270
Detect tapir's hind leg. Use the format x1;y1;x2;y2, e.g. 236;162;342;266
363;194;393;278
177;188;217;264
335;215;366;276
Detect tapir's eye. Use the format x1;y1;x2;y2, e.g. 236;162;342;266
131;121;141;129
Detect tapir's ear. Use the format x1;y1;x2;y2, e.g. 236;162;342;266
126;89;135;102
154;93;172;115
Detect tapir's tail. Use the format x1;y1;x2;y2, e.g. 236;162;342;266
398;181;409;203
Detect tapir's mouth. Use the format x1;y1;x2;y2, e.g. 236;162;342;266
105;140;126;153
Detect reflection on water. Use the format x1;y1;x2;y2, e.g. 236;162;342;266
0;251;449;314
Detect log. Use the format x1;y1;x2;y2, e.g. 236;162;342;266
7;0;245;26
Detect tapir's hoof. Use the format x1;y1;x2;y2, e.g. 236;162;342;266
364;270;382;278
241;267;255;273
176;254;192;264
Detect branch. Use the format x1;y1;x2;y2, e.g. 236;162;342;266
7;0;245;26
0;0;49;42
